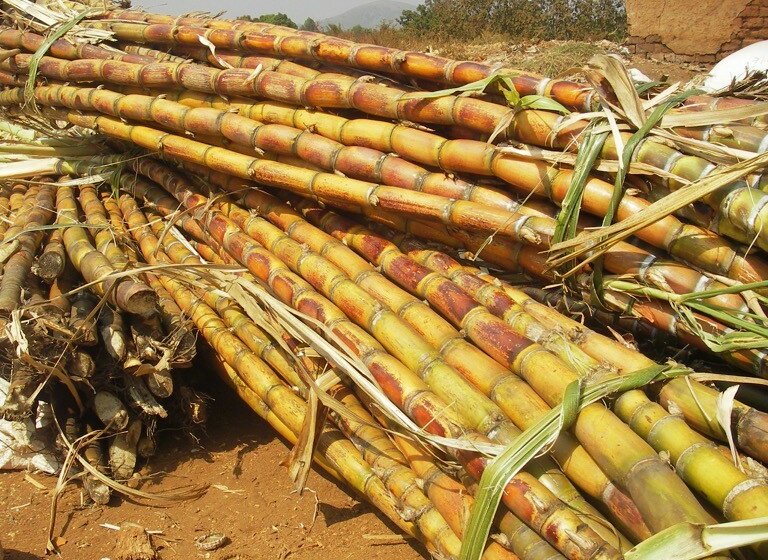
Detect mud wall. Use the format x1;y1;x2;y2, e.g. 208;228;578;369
625;0;768;63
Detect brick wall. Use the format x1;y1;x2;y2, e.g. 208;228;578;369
626;0;768;63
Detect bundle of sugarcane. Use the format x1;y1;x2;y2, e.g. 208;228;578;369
1;16;767;376
0;153;209;539
8;149;765;559
1;1;768;558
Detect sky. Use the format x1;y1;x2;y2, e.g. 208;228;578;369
132;0;421;24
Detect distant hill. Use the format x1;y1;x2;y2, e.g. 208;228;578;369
319;0;413;29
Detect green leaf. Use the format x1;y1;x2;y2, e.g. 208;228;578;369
401;74;503;100
625;517;768;560
518;95;570;114
24;8;96;108
552;124;609;278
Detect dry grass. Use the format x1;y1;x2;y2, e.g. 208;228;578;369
510;42;608;77
340;27;613;77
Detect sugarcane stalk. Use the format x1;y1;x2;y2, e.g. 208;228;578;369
55;183;157;316
350;386;570;559
132;157;763;540
81;423;112;505
48;262;75;318
133;159;647;546
130;182;620;554
78;183;138;270
0;182;18;241
81;14;594;112
93;391;129;431
292;201;720;530
200;177;644;542
144;367;174;399
33;89;768;322
171;154;767;378
331;385;522;560
656;378;768;465
25;275;67;320
508;111;768;252
89;14;768;130
0;181;55;313
38;225;67;281
100;192;197;363
118;43;187;63
118;198;424;546
128;313;163;363
109;418;141;480
14;85;547;247
128;160;624;560
109;87;525;213
67;349;96;378
97;304;127;361
476;279;768;465
123;372;167;418
184;149;748;317
159;88;768;296
0;27;160;65
167;44;323;76
8;76;763;287
407;244;768;535
9;26;765;253
384;413;567;560
393;219;768;378
519;286;678;348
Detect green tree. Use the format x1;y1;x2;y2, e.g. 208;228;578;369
398;1;437;32
325;23;344;37
398;0;625;41
300;17;319;31
237;13;297;28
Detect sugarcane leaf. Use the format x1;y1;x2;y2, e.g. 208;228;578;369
232;277;505;456
589;89;700;298
624;517;768;560
634;80;666;95
547;150;768;270
400;74;502;100
551;125;609;281
716;385;743;471
586;55;647;129
518;95;570;114
661;101;768;128
459;381;581;560
23;7;96;109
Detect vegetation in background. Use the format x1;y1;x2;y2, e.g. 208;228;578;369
237;12;297;28
236;1;625;54
232;1;626;77
300;17;320;31
398;0;626;41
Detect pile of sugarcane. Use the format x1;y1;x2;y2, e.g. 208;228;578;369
0;164;206;510
2;1;768;558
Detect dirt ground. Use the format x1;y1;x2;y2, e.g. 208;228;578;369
0;378;426;560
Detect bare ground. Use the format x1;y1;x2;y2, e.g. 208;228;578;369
0;378;426;560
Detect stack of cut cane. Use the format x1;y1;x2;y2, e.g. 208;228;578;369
1;2;768;558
